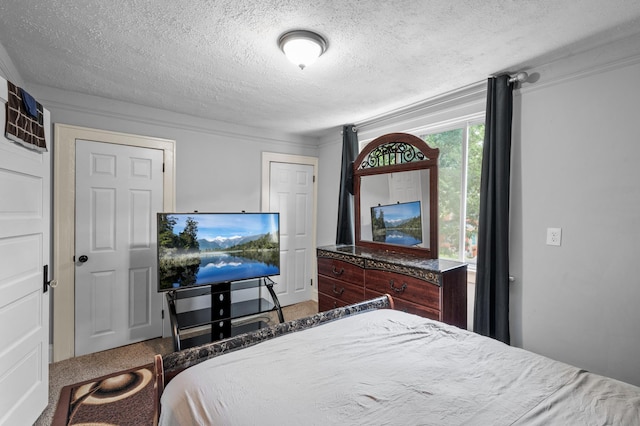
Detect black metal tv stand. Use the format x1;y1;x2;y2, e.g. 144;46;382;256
166;277;284;351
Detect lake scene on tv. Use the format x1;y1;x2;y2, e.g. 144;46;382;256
157;213;280;291
370;201;423;246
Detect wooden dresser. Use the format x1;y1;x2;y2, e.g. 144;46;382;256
317;245;467;329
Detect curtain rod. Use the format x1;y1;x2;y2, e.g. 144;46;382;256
508;71;529;83
340;127;358;135
490;71;529;83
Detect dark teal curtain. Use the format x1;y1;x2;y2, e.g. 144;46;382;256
474;75;513;344
336;124;358;245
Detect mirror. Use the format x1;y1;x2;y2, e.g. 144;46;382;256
354;133;439;258
359;170;431;247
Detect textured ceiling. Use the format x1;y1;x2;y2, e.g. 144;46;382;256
1;1;640;138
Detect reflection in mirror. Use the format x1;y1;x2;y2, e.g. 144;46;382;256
359;170;430;249
353;132;439;258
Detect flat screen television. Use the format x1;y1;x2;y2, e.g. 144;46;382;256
370;201;423;246
157;212;280;292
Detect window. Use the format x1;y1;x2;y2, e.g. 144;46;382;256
418;121;484;266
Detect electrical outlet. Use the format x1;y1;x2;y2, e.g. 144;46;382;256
546;227;562;246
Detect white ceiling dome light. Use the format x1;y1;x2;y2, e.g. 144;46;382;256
278;30;328;70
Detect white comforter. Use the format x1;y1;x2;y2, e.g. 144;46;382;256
160;309;640;425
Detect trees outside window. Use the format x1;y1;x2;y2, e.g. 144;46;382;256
420;122;484;266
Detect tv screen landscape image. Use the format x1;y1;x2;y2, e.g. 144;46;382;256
157;212;280;292
370;201;423;246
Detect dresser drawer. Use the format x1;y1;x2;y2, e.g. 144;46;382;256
393;297;440;321
318;293;352;311
366;289;440;321
365;269;441;311
318;258;364;284
318;276;364;305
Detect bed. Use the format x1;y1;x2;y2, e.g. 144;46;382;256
157;295;640;425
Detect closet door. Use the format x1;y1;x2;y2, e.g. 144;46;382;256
268;161;315;306
0;81;50;425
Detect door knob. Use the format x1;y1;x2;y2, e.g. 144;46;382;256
78;255;89;263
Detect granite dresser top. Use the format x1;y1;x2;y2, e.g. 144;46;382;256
317;244;467;285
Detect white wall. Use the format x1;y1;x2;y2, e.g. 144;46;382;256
317;132;343;247
23;83;319;341
1;39;320;216
511;53;640;386
5;31;640;385
28;84;319;214
318;33;640;386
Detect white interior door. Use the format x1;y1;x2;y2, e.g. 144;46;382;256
0;83;50;424
74;140;164;355
268;162;314;306
388;170;422;202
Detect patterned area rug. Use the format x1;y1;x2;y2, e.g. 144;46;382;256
52;363;160;425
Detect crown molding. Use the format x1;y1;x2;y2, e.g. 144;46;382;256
0;42;23;85
31;84;319;149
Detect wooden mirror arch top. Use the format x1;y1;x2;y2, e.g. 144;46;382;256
354;132;439;174
353;132;439;258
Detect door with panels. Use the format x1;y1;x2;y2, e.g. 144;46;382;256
0;80;50;425
75;140;164;355
268;161;315;306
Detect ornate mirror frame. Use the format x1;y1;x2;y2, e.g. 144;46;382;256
353;132;439;258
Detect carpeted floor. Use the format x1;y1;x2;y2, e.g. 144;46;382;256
36;300;317;425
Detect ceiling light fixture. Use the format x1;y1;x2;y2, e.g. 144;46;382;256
278;30;327;70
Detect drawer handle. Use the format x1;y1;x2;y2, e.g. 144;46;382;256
332;284;345;295
389;279;408;294
331;266;345;276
